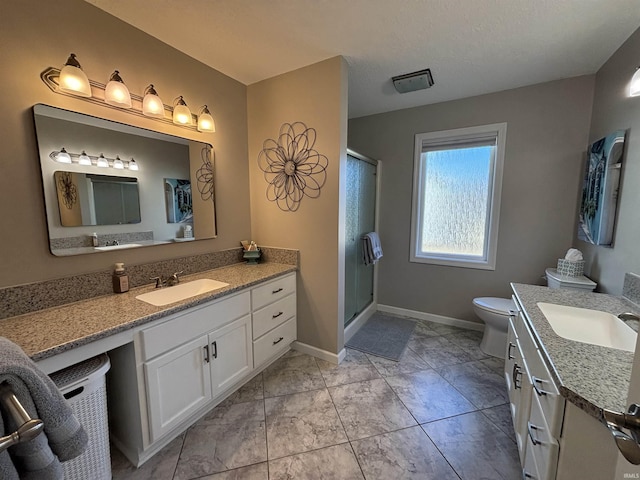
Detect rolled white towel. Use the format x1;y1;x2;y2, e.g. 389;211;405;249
564;248;583;261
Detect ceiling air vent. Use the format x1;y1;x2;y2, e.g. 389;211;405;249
392;68;434;94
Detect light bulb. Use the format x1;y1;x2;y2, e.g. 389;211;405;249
142;84;165;118
55;147;72;164
173;96;192;125
631;67;640;97
58;54;91;97
78;151;92;165
197;105;216;132
104;70;132;108
113;156;124;169
128;158;139;171
96;154;109;168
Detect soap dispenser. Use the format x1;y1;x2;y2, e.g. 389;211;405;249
112;262;129;293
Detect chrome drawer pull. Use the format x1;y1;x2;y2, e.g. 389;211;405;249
532;376;550;396
527;421;541;446
272;288;283;294
522;470;536;479
203;345;210;363
273;336;284;345
513;363;522;389
507;342;516;360
212;341;217;359
272;311;284;319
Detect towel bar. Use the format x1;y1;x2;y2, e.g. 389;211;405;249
0;382;44;453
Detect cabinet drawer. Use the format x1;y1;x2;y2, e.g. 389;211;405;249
251;273;296;310
253;317;296;367
140;292;251;361
525;347;563;438
253;293;296;339
527;393;559;480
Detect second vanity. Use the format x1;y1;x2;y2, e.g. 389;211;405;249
508;283;640;480
0;262;298;467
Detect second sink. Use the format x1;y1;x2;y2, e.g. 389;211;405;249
136;278;230;306
537;302;637;352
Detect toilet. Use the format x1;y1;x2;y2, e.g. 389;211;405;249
473;269;597;359
472;297;516;359
544;268;597;291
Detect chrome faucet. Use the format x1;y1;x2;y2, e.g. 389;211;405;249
151;271;183;288
619;313;640;322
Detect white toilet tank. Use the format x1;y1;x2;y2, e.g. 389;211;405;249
545;268;596;292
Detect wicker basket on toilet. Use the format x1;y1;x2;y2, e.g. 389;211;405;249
557;258;584;277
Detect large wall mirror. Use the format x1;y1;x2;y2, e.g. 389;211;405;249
33;104;217;256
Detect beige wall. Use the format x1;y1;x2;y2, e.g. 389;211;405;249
248;57;348;354
579;27;640;294
348;77;595;322
0;0;249;287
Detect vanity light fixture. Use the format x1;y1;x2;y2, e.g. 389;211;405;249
104;70;132;108
96;154;109;168
77;150;92;166
197;105;216;132
49;149;141;171
41;56;211;132
630;67;640;97
54;147;72;164
58;54;92;98
113;156;125;169
142;84;165;118
173;96;192;125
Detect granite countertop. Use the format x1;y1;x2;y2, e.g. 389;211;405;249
511;283;640;420
0;262;296;362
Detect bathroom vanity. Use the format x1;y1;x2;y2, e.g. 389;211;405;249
508;283;640;479
0;263;297;467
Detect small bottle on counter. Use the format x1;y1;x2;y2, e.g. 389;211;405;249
112;262;129;293
91;232;98;247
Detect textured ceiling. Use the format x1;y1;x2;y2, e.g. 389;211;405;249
85;0;640;118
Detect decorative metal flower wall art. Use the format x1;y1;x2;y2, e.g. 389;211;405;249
56;171;78;209
196;145;215;202
258;122;329;212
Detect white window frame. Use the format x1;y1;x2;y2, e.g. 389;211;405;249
409;123;507;270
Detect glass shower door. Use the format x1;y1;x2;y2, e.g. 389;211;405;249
344;154;377;326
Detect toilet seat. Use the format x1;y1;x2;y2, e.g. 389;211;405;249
472;297;515;316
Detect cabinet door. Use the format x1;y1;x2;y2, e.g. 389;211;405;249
210;314;253;398
145;335;212;442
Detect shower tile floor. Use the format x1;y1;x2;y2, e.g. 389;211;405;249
111;317;521;480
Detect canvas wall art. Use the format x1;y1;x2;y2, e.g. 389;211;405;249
578;130;626;246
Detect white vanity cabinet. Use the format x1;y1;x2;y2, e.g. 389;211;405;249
251;273;297;368
141;303;253;442
108;272;297;467
507;301;563;480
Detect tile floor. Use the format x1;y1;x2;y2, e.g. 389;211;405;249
111;317;521;479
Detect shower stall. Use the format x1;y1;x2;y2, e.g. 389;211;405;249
344;149;379;327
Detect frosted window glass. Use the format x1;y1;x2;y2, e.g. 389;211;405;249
420;146;493;257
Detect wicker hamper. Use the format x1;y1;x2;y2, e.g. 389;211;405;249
50;354;111;480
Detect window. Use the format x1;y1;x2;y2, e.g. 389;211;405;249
410;123;506;270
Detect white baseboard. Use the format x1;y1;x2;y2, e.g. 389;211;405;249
377;304;484;332
344;302;377;344
291;341;344;364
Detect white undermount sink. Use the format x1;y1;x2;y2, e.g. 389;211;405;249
136;279;230;306
537;302;637;352
95;243;143;251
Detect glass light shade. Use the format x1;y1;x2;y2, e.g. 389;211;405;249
631;68;640;97
96;154;109;168
128;158;139;171
58;54;91;97
197;105;216;132
142;85;165;118
78;151;92;166
104;71;132;108
173;96;192;125
113;156;124;169
55;148;72;164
